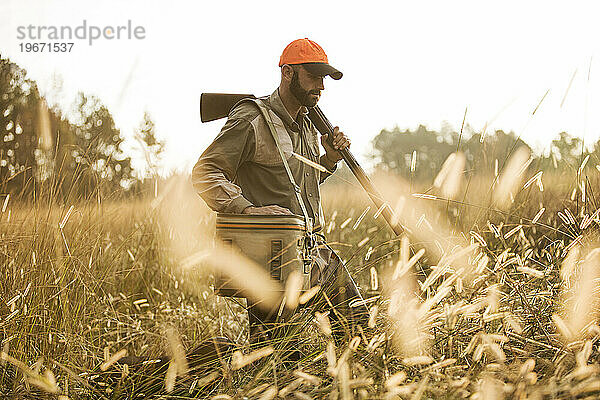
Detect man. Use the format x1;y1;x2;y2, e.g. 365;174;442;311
192;38;365;344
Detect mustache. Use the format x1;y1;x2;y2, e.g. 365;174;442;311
309;90;321;95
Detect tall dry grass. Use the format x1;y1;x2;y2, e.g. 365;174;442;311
1;158;600;398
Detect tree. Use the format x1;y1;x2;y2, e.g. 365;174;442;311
70;92;135;198
0;58;41;196
462;129;531;175
539;131;585;172
371;125;456;180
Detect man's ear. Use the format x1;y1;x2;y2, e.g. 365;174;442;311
281;64;294;82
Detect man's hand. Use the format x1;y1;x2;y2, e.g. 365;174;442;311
320;126;350;164
242;205;293;215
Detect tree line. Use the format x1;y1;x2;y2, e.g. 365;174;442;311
0;56;163;202
370;123;600;180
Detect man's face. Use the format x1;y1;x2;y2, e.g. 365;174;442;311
289;65;325;107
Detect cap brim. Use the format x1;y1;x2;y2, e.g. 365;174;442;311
301;62;343;80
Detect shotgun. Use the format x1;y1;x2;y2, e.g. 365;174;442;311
200;93;404;236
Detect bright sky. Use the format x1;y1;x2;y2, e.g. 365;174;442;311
1;0;600;175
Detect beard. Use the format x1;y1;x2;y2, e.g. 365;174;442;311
290;70;320;107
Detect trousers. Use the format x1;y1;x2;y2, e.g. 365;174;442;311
248;240;369;345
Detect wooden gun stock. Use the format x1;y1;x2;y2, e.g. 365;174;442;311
200;93;255;123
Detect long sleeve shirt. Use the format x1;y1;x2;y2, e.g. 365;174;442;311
192;89;336;229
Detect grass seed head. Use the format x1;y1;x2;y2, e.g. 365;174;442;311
284;270;303;310
494;146;531;209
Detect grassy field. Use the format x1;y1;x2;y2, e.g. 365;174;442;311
1;155;600;399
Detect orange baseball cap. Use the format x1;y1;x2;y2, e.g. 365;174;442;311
279;38;343;80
